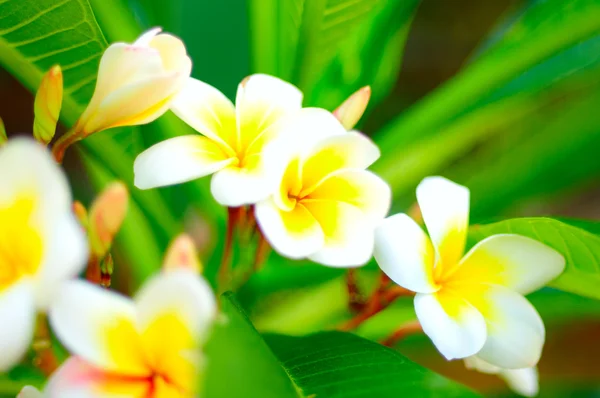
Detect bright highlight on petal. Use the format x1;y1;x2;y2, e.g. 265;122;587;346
49;267;216;398
0;138;87;372
255;108;391;267
136;74;303;207
465;356;539;397
373;176;564;369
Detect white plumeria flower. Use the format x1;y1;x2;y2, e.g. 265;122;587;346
374;176;565;368
465;356;539;397
47;268;216;397
0;138;87;371
134;74;303;207
255;108;391;267
75;28;191;136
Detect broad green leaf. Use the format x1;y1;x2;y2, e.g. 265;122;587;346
374;0;600;200
202;292;301;398
305;0;420;109
248;0;384;90
265;332;480;397
470;217;600;300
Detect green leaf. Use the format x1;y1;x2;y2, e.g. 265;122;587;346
305;0;420;110
248;0;384;90
0;0;106;122
264;332;480;397
202;292;301;398
373;0;600;202
470;217;600;300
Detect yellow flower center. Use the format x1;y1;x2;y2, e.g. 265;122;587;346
0;196;43;291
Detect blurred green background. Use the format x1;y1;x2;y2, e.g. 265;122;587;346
1;0;600;396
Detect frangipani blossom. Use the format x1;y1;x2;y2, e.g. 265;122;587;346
255;108;391;267
48;267;216;398
465;356;539;397
374;176;564;368
134;74;303;207
0;138;87;371
53;28;191;161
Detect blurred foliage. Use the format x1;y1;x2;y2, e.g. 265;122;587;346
2;0;600;396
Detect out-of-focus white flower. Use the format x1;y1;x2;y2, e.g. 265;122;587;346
48;265;216;397
0;138;87;371
374;176;564;368
17;386;43;398
255;108;391;267
465;355;539;397
134;74;303;207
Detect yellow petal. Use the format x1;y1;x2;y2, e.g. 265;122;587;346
33;65;63;145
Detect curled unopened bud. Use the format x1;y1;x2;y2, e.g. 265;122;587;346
163;234;202;273
0;117;6;145
72;200;88;229
52;28;192;162
333;86;371;130
34;65;63;145
88;182;129;258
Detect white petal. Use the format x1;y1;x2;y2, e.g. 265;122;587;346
0;282;36;371
210;161;280;207
454;234;565;295
414;291;487;361
416;176;470;268
374;214;438;293
307;170;390;225
18;386;43;398
135;269;217;341
236;74;302;114
46;357;148;398
35;213;88;310
133;27;162;46
148;33;192;77
474;285;545;369
255;199;324;259
134;135;234;189
303;200;374;267
171;77;237;150
500;367;539;397
49;280;146;376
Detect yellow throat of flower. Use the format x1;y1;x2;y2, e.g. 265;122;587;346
0;196;43;291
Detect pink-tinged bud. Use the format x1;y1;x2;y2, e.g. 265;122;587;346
72;200;89;229
0;117;6;145
34;65;63;145
88;182;129;258
333;86;371;130
163;234;202;273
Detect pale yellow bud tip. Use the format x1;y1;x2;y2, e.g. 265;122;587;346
34;65;63;145
333;86;371;130
89;182;129;257
163;234;202;273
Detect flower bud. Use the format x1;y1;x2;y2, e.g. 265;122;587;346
88;182;129;258
333;86;371;130
0;117;6;146
163;234;202;273
34;65;63;145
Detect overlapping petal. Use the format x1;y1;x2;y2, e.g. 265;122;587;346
465;356;539;397
416;176;469;273
49;280;147;376
453;234;565;294
255;199;324;259
0;282;36;371
134;135;234;189
374;214;438;293
414;291;487;360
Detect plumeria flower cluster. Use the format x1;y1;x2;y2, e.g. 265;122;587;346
0;26;568;398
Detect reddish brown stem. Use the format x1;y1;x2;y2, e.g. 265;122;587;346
32;314;58;376
85;256;102;285
338;285;414;331
218;207;240;292
52;129;82;163
381;320;423;347
253;229;270;272
346;269;363;312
